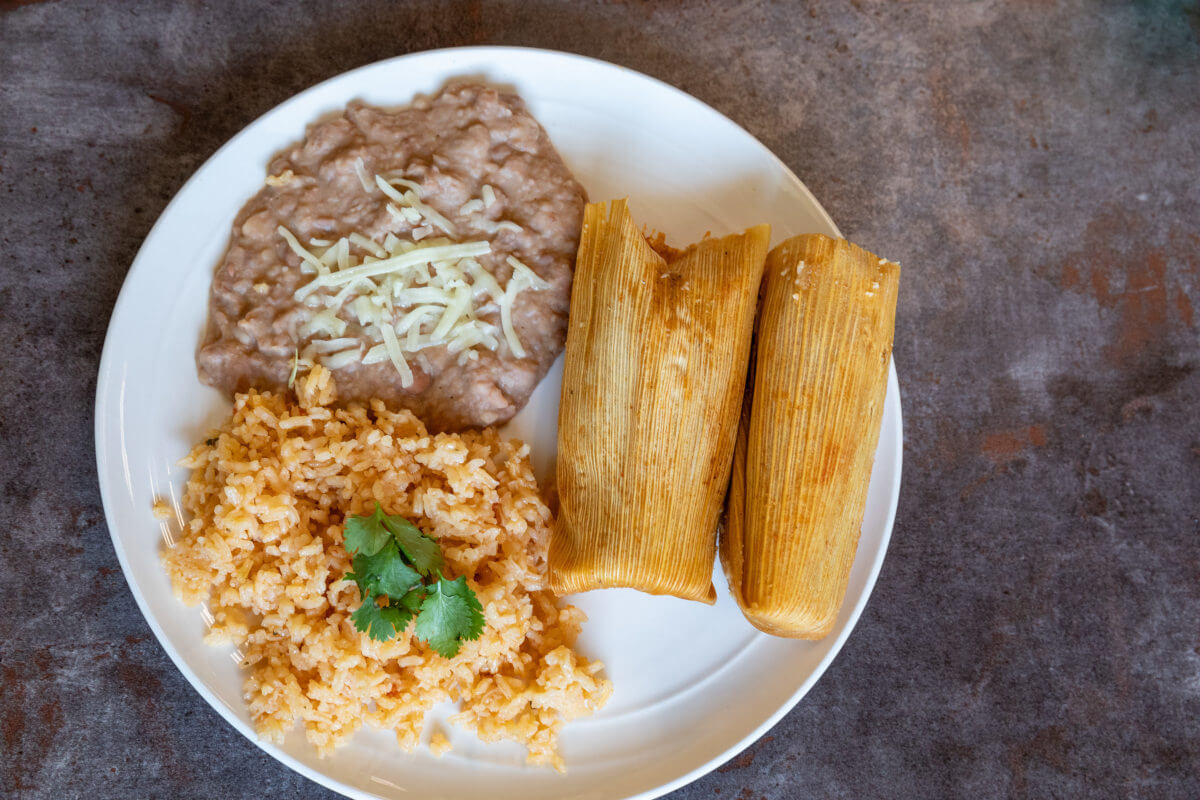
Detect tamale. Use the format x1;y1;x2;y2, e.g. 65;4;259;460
551;199;770;603
722;234;899;637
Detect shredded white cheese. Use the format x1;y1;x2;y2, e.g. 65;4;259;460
278;226;328;276
353;158;375;193
382;174;423;194
300;309;348;338
321;348;362;370
305;336;359;354
266;170;295;187
281;170;547;386
498;256;551;358
375;174;457;236
377;318;414;386
349;232;387;259
472;218;523;236
295;241;492;295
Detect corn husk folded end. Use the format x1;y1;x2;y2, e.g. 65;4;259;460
547;570;718;605
737;604;838;640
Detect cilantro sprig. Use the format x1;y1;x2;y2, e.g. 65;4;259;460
342;504;484;658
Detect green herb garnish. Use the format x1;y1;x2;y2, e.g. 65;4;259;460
343;503;483;658
413;575;486;658
350;594;411;641
288;347;300;388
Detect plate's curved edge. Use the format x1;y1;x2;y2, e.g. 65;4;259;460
93;46;842;348
94;45;901;800
633;361;903;800
95;377;380;800
469;47;845;240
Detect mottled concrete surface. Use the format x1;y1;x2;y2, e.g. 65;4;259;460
2;0;1198;798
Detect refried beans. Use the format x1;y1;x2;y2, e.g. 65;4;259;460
197;84;585;431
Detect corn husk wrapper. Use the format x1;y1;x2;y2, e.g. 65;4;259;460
550;199;770;603
722;234;899;637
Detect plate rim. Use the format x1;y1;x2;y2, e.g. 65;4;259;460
94;44;902;800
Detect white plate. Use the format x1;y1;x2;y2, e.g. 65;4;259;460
95;47;903;800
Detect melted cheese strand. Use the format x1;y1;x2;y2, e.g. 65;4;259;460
295;241;491;295
353;158;375;193
376;175;457;236
278;226;328;276
349;232;388;259
377;320;414;388
498;256;552;358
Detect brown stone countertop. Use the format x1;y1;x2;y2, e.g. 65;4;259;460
1;1;1197;798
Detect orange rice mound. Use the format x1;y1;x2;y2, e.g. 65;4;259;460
161;366;610;769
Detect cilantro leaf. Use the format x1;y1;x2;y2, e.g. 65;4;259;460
340;505;482;651
348;540;422;598
350;595;412;642
382;515;443;577
381;602;414;636
413;575;485;658
438;574;484;611
397;587;425;613
343;504;392;556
